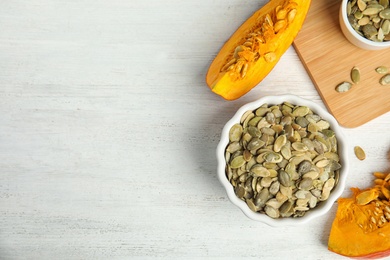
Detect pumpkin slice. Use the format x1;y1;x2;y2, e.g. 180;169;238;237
328;176;390;259
206;0;311;100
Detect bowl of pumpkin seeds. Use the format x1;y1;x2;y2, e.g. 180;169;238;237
340;0;390;50
217;95;349;226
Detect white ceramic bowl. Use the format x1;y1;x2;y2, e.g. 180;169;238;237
339;0;390;50
217;95;349;227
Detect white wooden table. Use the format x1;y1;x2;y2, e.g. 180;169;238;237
1;1;389;259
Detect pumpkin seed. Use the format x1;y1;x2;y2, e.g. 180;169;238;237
316;159;330;168
264;205;280;218
251;164;271;177
264;152;283;163
266;198;284;209
382;20;390;34
363;6;384;16
254;188;269;208
292;106;310;117
363;24;379;38
354;10;364;19
336;82;353;93
243;150;253;162
354;145;366;160
351;66;361;84
320;178;335;201
247;137;265;150
316;119;331;130
269;181;280;195
287;9;297;23
358;0;367;11
230;155;246;169
356;189;379;205
226;141;241;153
299;177;314;190
235;185;246;199
277;8;287;20
279;200;294;217
274;135;287;152
278;170;292;187
376;66;389;74
246;199;258;212
303;171;320;180
358;16;371;25
380;74;390;85
295;116;309;128
229;124;243;142
379;8;390;18
380;0;389;8
292;142;309;152
298;160;312;175
378;27;385;41
264;52;276;63
280;145;292;160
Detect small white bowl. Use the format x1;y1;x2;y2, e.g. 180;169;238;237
217;95;349;227
339;0;390;50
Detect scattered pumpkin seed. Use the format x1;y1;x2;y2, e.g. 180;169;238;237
336;82;353;93
380;74;390;85
351;66;361;84
354;146;366;160
376;66;389;74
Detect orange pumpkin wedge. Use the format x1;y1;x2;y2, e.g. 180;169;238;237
328;173;390;259
206;0;311;100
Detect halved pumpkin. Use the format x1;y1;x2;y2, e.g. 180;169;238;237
328;172;390;259
206;0;311;100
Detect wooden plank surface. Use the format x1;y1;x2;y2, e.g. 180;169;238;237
1;0;390;259
294;0;390;128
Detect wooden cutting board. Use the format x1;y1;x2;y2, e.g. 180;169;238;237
293;0;390;128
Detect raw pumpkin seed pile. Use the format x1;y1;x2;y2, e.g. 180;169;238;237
347;0;390;42
225;102;341;218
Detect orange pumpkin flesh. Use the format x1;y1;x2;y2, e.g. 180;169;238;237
206;0;311;100
328;173;390;259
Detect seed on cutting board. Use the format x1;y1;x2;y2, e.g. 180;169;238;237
375;66;389;74
380;74;390;85
351;66;361;84
336;82;352;93
354;146;366;160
